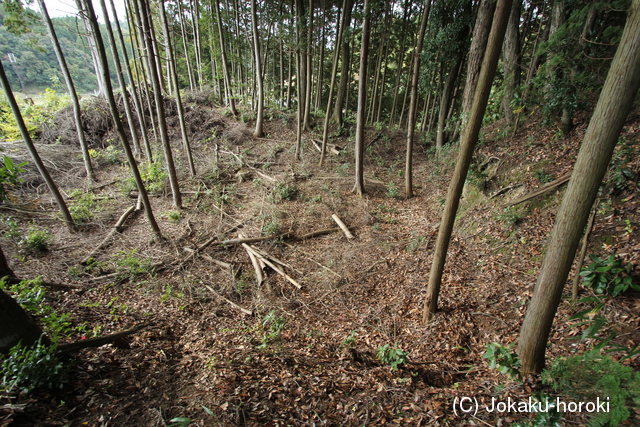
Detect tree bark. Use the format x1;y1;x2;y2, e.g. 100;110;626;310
37;0;94;182
82;0;162;239
160;0;197;177
353;0;370;196
251;0;265;137
137;0;182;209
319;0;347;165
461;0;496;116
214;0;237;116
405;0;431;199
517;0;640;374
0;63;74;231
332;0;353;126
501;0;522;124
435;51;463;149
423;0;513;323
0;289;49;354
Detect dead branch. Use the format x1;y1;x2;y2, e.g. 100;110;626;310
57;323;149;354
82;204;137;264
489;183;523;200
503;172;571;207
331;214;354;239
242;244;302;289
204;284;253;316
200;254;233;271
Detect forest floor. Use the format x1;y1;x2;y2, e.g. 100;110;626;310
1;95;639;426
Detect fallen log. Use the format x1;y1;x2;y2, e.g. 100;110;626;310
242;244;302;289
332;214;354;239
57;323;149;354
81;204;137;265
503;172;571;207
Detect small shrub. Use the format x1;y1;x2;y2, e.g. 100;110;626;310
534;170;554;184
273;182;298;202
19;226;52;253
112;249;155;281
68;190;98;223
387;181;399;198
1;338;68;395
0;155;27;202
542;351;640;427
483;342;521;380
340;331;358;348
580;254;637;297
259;310;286;349
103;145;123;164
376;344;407;371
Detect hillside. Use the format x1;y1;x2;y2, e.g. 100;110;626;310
0;93;638;426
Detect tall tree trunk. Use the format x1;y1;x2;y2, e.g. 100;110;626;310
319;0;347;165
177;0;196;92
75;0;106;97
137;0;182;209
435;52;463;149
110;0;153;161
37;0;94;182
332;0;353;126
214;0;237;116
405;0;431;199
388;0;411;126
251;0;265;137
501;0;522;124
295;0;308;125
353;0;370;196
0;63;74;230
99;0;142;159
423;0;513;323
81;0;162;238
518;0;640;374
303;0;313;130
314;9;326;110
160;0;197;177
461;0;496;116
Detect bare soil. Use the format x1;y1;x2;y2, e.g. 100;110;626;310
1;97;639;426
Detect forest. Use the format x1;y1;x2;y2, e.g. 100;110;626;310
0;0;639;425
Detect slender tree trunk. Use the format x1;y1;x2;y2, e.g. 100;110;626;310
37;0;94;182
319;0;347;165
389;0;411;125
0;63;74;230
435;52;463;149
137;0;182;209
99;0;142;159
295;0;308;125
353;0;370;196
423;0;513;323
251;0;264;137
214;0;237;116
75;0;106;97
110;0;152;161
314;10;326;110
303;0;313;130
461;0;496;116
332;0;353;125
177;0;196;92
160;0;196;177
501;0;522;124
405;0;431;199
518;0;640;374
286;51;293;108
82;0;162;238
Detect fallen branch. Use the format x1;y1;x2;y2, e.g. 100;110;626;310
201;254;233;271
204;284;253;315
57;323;149;354
488;183;523;200
82;204;137;264
572;203;598;301
242;244;302;289
503;172;571;207
332;214;354;239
